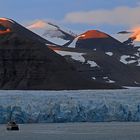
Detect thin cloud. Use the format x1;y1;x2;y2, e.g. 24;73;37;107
63;6;140;27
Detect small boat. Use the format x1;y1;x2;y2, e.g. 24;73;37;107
6;121;19;131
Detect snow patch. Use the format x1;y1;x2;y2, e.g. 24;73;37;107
87;60;99;67
46;37;68;45
68;34;89;48
138;48;140;51
92;77;96;80
135;53;140;57
103;77;108;79
103;77;115;83
68;37;79;48
137;60;140;66
105;52;113;56
134;81;140;85
120;55;137;64
107;79;116;83
120;54;140;66
55;50;85;63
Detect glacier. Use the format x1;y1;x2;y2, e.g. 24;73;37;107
0;89;140;123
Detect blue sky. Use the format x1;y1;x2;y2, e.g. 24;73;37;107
0;0;140;34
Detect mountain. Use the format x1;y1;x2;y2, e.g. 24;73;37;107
27;20;76;46
43;22;76;40
0;18;119;90
26;21;140;87
65;30;132;51
49;39;140;87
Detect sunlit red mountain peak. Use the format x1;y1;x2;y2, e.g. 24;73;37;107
0;18;14;23
0;18;13;35
130;27;140;41
78;30;109;40
0;28;11;35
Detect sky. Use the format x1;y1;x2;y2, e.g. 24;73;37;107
0;0;140;34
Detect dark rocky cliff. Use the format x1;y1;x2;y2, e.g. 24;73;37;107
0;18;120;89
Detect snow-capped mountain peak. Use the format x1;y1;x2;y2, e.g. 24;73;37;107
27;20;58;30
27;20;76;45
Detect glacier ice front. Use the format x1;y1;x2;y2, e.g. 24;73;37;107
0;89;140;124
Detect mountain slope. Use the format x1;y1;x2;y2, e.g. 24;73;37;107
0;18;57;45
64;30;133;51
0;18;120;90
27;20;76;46
49;44;140;87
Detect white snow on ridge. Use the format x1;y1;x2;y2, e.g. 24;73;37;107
120;55;137;64
105;52;113;56
68;34;88;48
46;37;69;45
87;60;99;67
28;28;68;46
27;21;58;30
68;37;78;48
55;50;85;63
27;21;71;46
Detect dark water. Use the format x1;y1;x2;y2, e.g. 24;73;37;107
0;122;140;140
